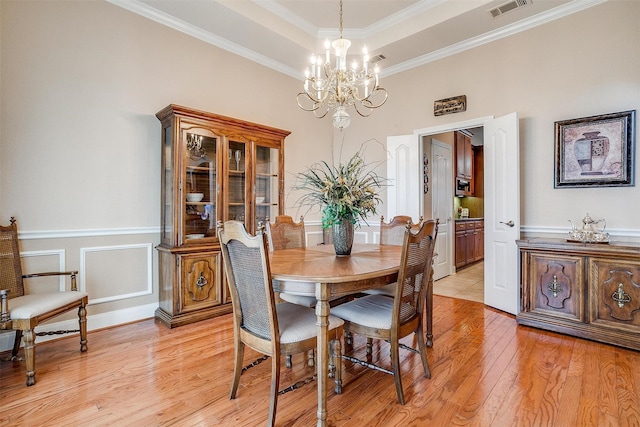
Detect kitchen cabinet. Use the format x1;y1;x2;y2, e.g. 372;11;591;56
517;238;640;351
455;131;474;196
455;219;484;269
155;104;290;327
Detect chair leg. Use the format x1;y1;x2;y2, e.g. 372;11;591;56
285;355;292;368
23;329;36;386
78;303;88;352
229;341;245;399
390;339;405;405
426;270;434;348
366;337;373;356
308;349;314;367
417;326;431;379
11;330;23;360
330;339;342;394
267;353;281;427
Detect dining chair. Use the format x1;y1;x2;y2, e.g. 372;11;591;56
363;215;423;297
218;220;343;427
265;215;315;368
331;219;438;405
0;217;88;386
265;215;316;308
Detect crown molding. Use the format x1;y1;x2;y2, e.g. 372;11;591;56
106;0;302;79
381;0;606;77
108;0;605;81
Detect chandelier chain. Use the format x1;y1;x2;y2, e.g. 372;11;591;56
339;0;343;38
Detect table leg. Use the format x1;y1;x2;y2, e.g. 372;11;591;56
315;283;330;427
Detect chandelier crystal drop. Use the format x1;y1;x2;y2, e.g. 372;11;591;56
296;0;388;130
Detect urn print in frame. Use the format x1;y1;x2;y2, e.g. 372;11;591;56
554;110;635;188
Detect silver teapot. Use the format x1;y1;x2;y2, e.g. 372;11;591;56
568;213;609;243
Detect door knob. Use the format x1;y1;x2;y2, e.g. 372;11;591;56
500;220;515;227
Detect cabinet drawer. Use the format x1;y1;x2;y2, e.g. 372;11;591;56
589;257;640;332
455;222;468;232
528;253;584;322
179;252;222;313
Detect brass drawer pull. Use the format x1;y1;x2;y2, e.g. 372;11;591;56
196;272;208;289
547;275;562;298
612;283;631;308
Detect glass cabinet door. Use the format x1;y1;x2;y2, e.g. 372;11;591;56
227;140;247;226
254;144;280;230
182;129;218;242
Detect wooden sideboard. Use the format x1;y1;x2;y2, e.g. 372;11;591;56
517;238;640;351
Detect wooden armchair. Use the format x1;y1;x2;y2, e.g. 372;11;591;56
218;221;343;426
0;217;88;386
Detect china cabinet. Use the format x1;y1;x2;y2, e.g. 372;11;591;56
155;104;289;327
517;238;640;351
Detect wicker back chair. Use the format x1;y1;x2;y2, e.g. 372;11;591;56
218;221;343;427
331;219;438;405
0;217;88;386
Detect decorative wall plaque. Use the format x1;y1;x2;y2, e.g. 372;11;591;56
434;95;467;116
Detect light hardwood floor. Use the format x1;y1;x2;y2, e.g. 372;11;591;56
433;261;484;303
2;294;640;426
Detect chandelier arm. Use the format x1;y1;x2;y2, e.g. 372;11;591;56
359;88;389;109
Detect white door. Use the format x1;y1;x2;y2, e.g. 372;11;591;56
386;135;421;221
431;140;453;280
483;112;520;315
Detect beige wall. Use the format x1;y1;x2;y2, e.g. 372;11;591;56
1;0;639;338
342;0;639;234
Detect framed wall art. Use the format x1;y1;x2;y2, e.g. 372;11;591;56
554;110;635;188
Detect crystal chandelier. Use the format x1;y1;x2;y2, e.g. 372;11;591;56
296;0;388;130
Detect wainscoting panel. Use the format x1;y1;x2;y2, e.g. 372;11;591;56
21;249;66;292
80;243;153;305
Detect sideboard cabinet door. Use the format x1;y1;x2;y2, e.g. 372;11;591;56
589;257;640;332
528;253;584;322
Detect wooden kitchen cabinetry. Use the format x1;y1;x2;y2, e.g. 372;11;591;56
455;219;484;269
155;104;290;327
517;238;640;351
455;131;474;196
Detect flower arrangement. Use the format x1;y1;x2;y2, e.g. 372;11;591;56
293;151;385;228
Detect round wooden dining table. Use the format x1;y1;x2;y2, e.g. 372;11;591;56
269;243;403;427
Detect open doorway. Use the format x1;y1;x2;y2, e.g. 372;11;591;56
387;113;520;314
424;126;485;303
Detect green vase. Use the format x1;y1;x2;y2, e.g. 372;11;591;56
332;218;354;256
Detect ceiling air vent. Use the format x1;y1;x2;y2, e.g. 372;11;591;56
489;0;531;18
370;54;386;64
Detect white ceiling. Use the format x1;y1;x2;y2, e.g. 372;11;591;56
109;0;604;79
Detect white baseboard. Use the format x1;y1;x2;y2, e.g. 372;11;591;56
0;302;159;352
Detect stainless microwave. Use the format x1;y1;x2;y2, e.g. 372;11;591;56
456;178;470;196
